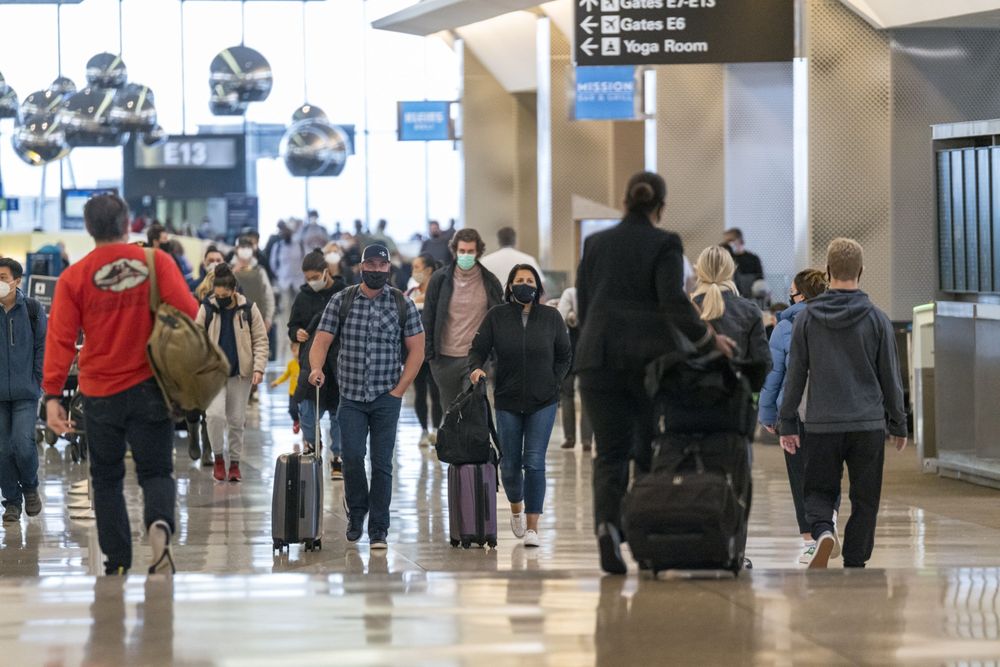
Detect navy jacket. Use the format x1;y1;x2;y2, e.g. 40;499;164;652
0;290;47;402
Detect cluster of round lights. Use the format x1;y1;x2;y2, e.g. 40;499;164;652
209;45;272;116
280;104;349;178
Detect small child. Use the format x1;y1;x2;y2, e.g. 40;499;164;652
271;342;301;434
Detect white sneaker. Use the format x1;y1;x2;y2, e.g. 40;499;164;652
68;484;89;497
831;511;842;559
523;530;540;548
510;513;526;538
798;542;817;566
148;520;176;575
418;430;431;448
429;431;438;445
809;531;836;570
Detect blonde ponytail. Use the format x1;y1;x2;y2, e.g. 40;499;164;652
692;246;738;321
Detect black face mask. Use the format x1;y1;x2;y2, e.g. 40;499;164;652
217;296;233;308
511;284;537;305
362;271;390;291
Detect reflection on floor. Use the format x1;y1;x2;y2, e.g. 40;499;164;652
3;381;1000;664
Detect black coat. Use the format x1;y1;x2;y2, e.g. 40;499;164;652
575;213;713;373
693;291;772;391
469;302;572;415
286;277;347;343
422;262;504;360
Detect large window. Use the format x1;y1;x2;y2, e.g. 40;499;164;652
0;0;460;241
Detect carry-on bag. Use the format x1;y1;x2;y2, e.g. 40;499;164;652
622;432;751;575
436;382;497;465
272;386;324;552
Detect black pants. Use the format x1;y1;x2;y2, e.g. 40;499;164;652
413;362;442;432
785;421;841;535
580;369;653;535
805;430;885;567
84;379;176;574
560;372;593;445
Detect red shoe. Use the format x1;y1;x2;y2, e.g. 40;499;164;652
213;456;226;481
292;421;300;435
228;462;242;483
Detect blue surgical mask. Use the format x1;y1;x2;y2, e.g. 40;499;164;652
456;254;476;271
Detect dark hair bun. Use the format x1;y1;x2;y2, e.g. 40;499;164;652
214;263;234;278
629;182;655;205
624;171;667;216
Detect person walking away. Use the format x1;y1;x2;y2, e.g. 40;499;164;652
469;265;571;548
287;250;347;478
0;258;46;523
422;229;503;415
779;238;907;569
196;264;268;482
723;228;765;299
480;227;545;292
44;193;198;575
758;268;837;564
420;220;453;266
407;254;443;447
271;342;301;434
557;286;592;451
307;244;425;549
575;172;735;575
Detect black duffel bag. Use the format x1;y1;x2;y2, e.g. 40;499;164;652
435;382;500;466
644;331;756;437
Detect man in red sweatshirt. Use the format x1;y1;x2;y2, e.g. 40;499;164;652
44;194;197;576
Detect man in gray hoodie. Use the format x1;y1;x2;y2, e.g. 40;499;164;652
778;238;907;570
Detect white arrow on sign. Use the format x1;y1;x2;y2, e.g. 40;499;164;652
580;37;598;56
579;0;599;11
580;15;598;35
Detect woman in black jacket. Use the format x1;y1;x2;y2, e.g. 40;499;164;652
576;171;735;574
469;265;572;549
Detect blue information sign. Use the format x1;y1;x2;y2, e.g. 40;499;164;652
398;101;454;142
574;66;637;121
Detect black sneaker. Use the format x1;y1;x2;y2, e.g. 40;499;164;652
187;421;201;461
346;517;365;543
331;457;343;481
2;504;21;524
23;490;42;517
597;522;627;575
369;528;388;550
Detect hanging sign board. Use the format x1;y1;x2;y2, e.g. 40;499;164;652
397;101;455;142
574;0;795;67
574;66;638;121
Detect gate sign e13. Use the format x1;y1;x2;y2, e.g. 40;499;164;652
575;0;794;67
398;101;454;142
574;66;637;121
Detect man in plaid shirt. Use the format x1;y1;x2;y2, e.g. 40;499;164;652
308;244;425;549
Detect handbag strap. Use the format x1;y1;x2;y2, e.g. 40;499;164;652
476;381;503;466
144;249;161;313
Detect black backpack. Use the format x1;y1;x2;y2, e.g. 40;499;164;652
25;298;41;338
435;383;501;466
203;298;254;331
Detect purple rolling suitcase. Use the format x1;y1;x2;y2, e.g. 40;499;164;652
448;462;498;549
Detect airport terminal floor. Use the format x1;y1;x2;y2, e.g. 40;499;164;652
2;377;1000;666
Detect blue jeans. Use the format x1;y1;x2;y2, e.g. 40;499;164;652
0;399;39;507
338;393;402;532
299;398;341;457
495;403;558;515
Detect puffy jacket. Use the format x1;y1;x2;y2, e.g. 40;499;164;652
196;293;269;379
758;301;807;427
0;290;46;402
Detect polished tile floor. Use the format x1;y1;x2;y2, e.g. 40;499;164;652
3;378;1000;665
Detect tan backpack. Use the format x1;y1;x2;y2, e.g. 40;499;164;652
144;249;230;412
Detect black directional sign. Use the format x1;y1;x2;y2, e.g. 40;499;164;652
574;0;795;67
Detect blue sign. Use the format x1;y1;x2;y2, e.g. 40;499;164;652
0;198;19;212
574;66;637;121
398;101;453;142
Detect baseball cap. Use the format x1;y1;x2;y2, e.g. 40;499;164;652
362;244;390;263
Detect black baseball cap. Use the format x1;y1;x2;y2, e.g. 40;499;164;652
362;244;390;263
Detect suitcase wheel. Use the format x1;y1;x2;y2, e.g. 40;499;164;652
314;539;322;551
70;443;80;464
450;539;460;548
461;539;471;549
487;540;497;549
272;539;285;552
304;539;314;552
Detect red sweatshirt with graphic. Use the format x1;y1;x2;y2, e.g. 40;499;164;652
43;244;199;398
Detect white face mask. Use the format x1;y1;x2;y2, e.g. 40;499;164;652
307;274;328;292
325;252;342;267
0;281;12;299
237;248;254;261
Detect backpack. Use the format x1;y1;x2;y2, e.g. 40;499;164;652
144;249;231;413
435;383;501;466
203;298;254;332
25;298;41;338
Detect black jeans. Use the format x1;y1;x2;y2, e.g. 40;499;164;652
580;369;653;535
805;430;885;567
785;421;841;535
413;362;442;432
84;379;176;574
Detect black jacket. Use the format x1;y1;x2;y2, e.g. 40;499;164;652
693;291;772;391
422;262;504;360
287;277;347;343
469;302;572;415
575;214;713;373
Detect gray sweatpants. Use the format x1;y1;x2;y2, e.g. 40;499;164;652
430;355;470;424
206;376;253;462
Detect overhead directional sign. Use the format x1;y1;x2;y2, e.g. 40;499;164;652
574;0;795;67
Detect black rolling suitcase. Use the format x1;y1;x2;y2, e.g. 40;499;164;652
622;432;751;576
272;387;324;552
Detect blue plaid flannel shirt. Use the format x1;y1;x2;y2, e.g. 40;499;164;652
317;286;423;403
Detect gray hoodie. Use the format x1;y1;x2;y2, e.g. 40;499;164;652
778;290;906;437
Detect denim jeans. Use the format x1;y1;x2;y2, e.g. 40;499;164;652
0;399;40;507
495;403;558;515
83;379;175;574
338;393;402;532
299;398;341;457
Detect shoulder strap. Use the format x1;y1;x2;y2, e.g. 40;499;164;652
143;249;161;312
203;300;218;330
25;298;40;338
337;284;361;331
390;287;408;344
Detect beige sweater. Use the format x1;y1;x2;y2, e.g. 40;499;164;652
195;293;269;379
441;266;488;358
